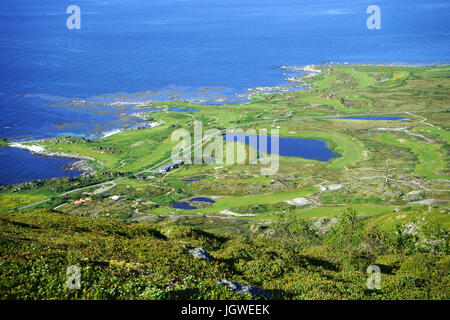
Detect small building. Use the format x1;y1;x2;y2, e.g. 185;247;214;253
110;195;124;201
159;160;184;173
74;197;91;205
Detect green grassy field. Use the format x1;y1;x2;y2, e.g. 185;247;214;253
284;130;365;170
190;187;319;214
412;126;450;144
376;133;448;179
297;95;367;113
336;66;375;88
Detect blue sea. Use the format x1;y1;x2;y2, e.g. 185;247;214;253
0;0;449;184
0;147;81;185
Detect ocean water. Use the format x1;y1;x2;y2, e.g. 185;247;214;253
0;0;449;184
0;148;81;185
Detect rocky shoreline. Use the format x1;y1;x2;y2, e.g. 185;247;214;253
245;64;321;99
46;64;324;109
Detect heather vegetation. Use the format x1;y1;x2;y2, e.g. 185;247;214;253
0;202;448;300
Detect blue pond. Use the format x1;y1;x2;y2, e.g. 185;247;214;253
341;116;406;121
172;202;198;210
223;134;340;162
172;197;215;209
170;107;198;113
0;148;82;185
190;197;216;204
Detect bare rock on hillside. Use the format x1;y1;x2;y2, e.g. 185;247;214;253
217;280;274;300
314;217;339;234
187;247;211;261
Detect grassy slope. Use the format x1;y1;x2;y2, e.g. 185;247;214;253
297;205;397;218
37;126;178;173
412;126;450;144
1;210;448;300
376;133;448;179
297;95;368;114
289;130;365;169
0;193;48;212
336;66;375;88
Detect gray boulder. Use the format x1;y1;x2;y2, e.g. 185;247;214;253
217;280;274;300
314;217;339;234
187;247;211;261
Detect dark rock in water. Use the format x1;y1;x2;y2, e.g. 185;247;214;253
216;280;274;300
187;248;211;261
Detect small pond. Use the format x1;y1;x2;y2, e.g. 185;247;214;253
223;133;340;162
190;197;216;204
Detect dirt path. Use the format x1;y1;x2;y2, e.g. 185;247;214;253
406;112;439;128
